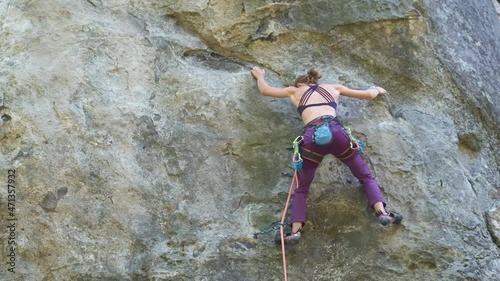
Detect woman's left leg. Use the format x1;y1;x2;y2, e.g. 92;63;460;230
340;151;403;224
290;158;319;233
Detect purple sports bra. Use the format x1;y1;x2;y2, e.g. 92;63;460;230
297;85;338;116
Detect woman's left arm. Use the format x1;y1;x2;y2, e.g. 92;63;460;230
252;67;296;98
335;85;386;100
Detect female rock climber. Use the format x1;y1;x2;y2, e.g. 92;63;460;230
251;66;403;244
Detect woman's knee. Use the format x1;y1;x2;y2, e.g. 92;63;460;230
295;185;311;194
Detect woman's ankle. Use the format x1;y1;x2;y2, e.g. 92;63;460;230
373;202;387;215
291;222;303;233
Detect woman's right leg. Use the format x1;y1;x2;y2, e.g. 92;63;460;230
341;151;386;207
334;132;403;224
328;123;386;208
328;122;402;224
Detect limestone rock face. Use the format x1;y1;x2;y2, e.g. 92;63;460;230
0;0;499;280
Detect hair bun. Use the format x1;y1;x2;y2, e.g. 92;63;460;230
307;68;321;80
294;68;322;87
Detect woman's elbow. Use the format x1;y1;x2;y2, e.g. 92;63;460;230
260;89;272;96
257;86;269;96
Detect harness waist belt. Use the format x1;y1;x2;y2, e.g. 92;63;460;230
304;115;338;129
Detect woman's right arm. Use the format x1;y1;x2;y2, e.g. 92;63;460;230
334;85;386;100
252;67;296;98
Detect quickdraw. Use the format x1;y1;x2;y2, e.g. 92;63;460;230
253;221;285;238
344;126;366;154
292;136;303;172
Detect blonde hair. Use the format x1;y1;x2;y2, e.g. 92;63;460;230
294;68;321;87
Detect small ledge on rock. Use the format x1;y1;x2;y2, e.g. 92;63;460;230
485;206;500;248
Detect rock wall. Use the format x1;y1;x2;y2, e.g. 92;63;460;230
0;0;499;280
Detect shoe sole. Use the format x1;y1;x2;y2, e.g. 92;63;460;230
379;215;403;225
285;237;300;245
393;215;403;224
275;238;301;245
380;217;390;226
275;235;301;245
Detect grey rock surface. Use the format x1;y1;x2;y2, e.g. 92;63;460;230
0;0;499;280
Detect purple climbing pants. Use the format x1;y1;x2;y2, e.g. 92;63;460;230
290;118;386;225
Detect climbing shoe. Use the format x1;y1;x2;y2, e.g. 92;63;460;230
376;211;403;226
275;231;301;245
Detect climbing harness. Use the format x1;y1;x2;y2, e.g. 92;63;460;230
296;116;367;164
298;145;323;163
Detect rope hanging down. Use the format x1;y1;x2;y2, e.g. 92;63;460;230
280;137;301;281
252;165;299;281
278;170;299;281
